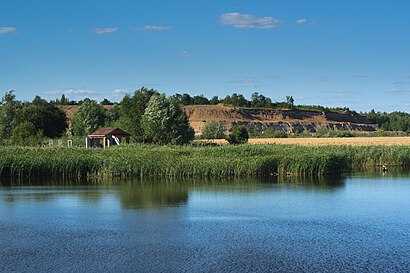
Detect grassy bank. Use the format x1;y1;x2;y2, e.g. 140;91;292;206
0;145;410;180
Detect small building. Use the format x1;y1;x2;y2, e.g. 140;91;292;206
86;127;130;148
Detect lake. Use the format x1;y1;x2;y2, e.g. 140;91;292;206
1;172;410;272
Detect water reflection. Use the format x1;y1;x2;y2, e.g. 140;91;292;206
119;181;189;209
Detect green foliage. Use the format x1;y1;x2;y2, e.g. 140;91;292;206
209;96;220;105
11;121;44;146
286;95;295;105
227;126;249;144
251;92;272;108
116;87;159;141
223;93;249;107
335;131;355;137
201;121;225;139
15;96;68;138
72;99;106;136
105;104;120;127
2;145;410;180
270;130;288;138
365;110;410;132
142;94;195;145
0;90;21;139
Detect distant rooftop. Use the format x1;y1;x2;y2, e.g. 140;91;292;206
89;127;130;137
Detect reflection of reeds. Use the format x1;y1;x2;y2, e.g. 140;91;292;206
1;145;410;180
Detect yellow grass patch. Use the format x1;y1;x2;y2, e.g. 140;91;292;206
204;137;410;146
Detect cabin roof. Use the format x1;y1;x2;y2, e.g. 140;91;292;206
88;127;130;137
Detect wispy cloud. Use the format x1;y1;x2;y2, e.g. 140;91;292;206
354;75;370;79
0;27;17;34
320;75;329;82
220;13;280;29
91;28;119;35
130;25;173;31
296;19;307;25
45;89;95;95
387;88;410;94
179;51;192;58
392;81;410;85
112;89;128;94
226;77;259;84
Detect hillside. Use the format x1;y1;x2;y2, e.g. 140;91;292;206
182;105;377;136
59;104;378;136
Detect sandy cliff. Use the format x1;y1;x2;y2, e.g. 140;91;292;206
182;105;377;136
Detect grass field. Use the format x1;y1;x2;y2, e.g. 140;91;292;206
206;137;410;146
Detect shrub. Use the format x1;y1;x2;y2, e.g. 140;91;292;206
226;126;249;144
201;121;225;139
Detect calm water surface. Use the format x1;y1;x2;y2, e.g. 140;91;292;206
1;173;410;272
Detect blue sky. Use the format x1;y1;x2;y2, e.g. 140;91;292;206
1;0;410;112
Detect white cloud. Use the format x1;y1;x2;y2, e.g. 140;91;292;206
113;89;128;94
296;19;307;25
179;51;192;57
130;25;173;31
220;13;280;29
92;28;118;35
0;27;16;34
45;89;95;95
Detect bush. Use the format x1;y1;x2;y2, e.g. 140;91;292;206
336;131;356;138
11;121;44;146
201;121;225;139
226;126;249;144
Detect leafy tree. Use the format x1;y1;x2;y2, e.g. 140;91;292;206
11;121;44;146
101;98;114;105
223;93;248;107
193;95;210;105
210;96;220;105
201;121;225;139
180;93;194;105
72;99;106;136
286;95;295;106
116;87;159;141
226;125;249;144
142;94;194;145
251;92;272;108
15;96;68;138
105;104;120;127
0;90;21;139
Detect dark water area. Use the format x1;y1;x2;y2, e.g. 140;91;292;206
1;173;410;272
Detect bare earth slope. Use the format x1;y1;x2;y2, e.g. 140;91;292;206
183;105;377;136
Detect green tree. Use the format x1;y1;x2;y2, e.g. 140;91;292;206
11;121;44;146
105;104;120;127
100;98;114;105
209;96;220;105
226;125;249;144
142;94;194;145
116;87;159;141
0;90;21;139
15;96;68;138
72;99;106;136
193;95;210;105
201;121;225;139
286;95;295;106
251;92;272;108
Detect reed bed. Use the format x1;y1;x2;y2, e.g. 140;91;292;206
1;144;410;180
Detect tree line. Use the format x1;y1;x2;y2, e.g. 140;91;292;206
0;88;194;145
2;88;410;146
